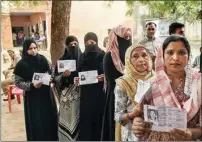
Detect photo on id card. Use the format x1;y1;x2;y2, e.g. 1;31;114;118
144;105;187;132
32;73;43;83
144;105;159;126
32;73;51;86
78;70;98;85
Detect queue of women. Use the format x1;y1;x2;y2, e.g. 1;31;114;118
13;24;201;141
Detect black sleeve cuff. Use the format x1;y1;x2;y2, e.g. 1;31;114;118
30;83;35;90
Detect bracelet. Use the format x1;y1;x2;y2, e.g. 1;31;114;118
119;115;127;126
119;119;127;126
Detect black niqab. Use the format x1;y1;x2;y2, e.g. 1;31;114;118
78;32;105;73
117;35;132;64
61;36;81;63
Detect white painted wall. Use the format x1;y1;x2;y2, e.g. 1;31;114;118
70;1;133;51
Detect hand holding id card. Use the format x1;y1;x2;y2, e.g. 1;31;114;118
32;73;51;86
78;70;98;85
144;105;187;132
57;60;76;73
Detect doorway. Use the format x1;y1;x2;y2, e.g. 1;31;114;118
12;27;24;47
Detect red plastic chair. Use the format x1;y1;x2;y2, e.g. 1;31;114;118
8;85;23;113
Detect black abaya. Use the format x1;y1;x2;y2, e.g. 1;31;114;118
77;51;106;141
101;52;122;141
14;55;58;141
14;39;58;141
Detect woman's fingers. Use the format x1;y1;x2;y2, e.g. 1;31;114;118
133;104;143;117
133;117;144;123
97;76;104;81
135;134;144;137
74;77;80;85
34;82;43;88
170;128;192;141
132;117;147;137
133;121;146;128
67;70;71;76
63;70;71;77
99;74;104;78
132;125;146;131
96;74;104;82
132;126;145;137
63;71;67;76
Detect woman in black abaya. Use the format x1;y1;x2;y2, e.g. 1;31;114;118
101;25;132;141
74;32;106;141
14;39;58;141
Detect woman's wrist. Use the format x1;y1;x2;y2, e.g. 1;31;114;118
119;113;131;124
119;112;137;126
119;114;128;125
127;112;134;120
188;127;202;140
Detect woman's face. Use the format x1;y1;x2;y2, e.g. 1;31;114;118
85;39;97;52
130;47;150;72
81;75;85;80
150;111;156;120
123;30;132;40
27;43;38;56
69;41;78;47
164;41;189;73
8;51;15;59
86;39;96;45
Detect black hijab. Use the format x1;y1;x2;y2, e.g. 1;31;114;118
60;35;81;63
78;32;105;73
117;35;132;64
14;39;50;81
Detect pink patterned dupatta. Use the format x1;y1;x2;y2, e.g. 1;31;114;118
107;25;132;74
152;47;201;122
